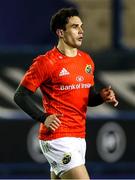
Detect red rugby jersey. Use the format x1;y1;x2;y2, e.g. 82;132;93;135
21;47;95;140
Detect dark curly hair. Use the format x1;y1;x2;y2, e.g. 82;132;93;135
50;8;79;35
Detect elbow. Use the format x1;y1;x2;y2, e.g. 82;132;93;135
13;85;24;105
13;90;22;106
13;91;19;105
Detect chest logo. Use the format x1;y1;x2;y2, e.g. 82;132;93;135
59;68;70;76
85;64;92;74
76;75;84;82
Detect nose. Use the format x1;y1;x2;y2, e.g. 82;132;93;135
79;27;84;34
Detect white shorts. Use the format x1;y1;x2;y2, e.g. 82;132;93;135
39;137;86;177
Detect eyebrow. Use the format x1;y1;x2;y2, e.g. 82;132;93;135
71;23;83;27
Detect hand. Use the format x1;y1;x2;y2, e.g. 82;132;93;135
100;85;118;107
44;114;63;131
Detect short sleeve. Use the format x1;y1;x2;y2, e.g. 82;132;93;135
20;55;52;92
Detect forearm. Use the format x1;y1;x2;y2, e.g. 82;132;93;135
88;93;104;106
14;85;48;123
88;86;104;107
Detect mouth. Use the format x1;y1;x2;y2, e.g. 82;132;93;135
78;37;83;41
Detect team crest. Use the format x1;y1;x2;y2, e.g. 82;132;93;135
85;64;92;73
62;153;71;164
50;161;57;169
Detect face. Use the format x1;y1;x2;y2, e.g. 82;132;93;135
62;16;84;48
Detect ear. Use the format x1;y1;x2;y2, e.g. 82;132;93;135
56;29;64;38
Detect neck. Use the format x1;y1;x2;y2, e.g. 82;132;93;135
57;40;77;57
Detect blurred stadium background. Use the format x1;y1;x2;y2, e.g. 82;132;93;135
0;0;135;179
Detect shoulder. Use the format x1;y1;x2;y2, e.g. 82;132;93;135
33;47;58;67
78;50;94;63
78;49;93;58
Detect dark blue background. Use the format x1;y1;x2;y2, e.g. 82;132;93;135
0;0;75;46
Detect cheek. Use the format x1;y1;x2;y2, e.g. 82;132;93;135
64;34;75;42
63;30;78;45
65;30;77;38
69;32;78;41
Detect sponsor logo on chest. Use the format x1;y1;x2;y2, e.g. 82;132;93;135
58;66;92;90
60;83;91;90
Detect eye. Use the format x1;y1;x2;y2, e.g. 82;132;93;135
72;24;78;28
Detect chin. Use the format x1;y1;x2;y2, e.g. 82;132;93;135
73;42;82;48
76;43;82;48
77;41;83;47
70;42;82;48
